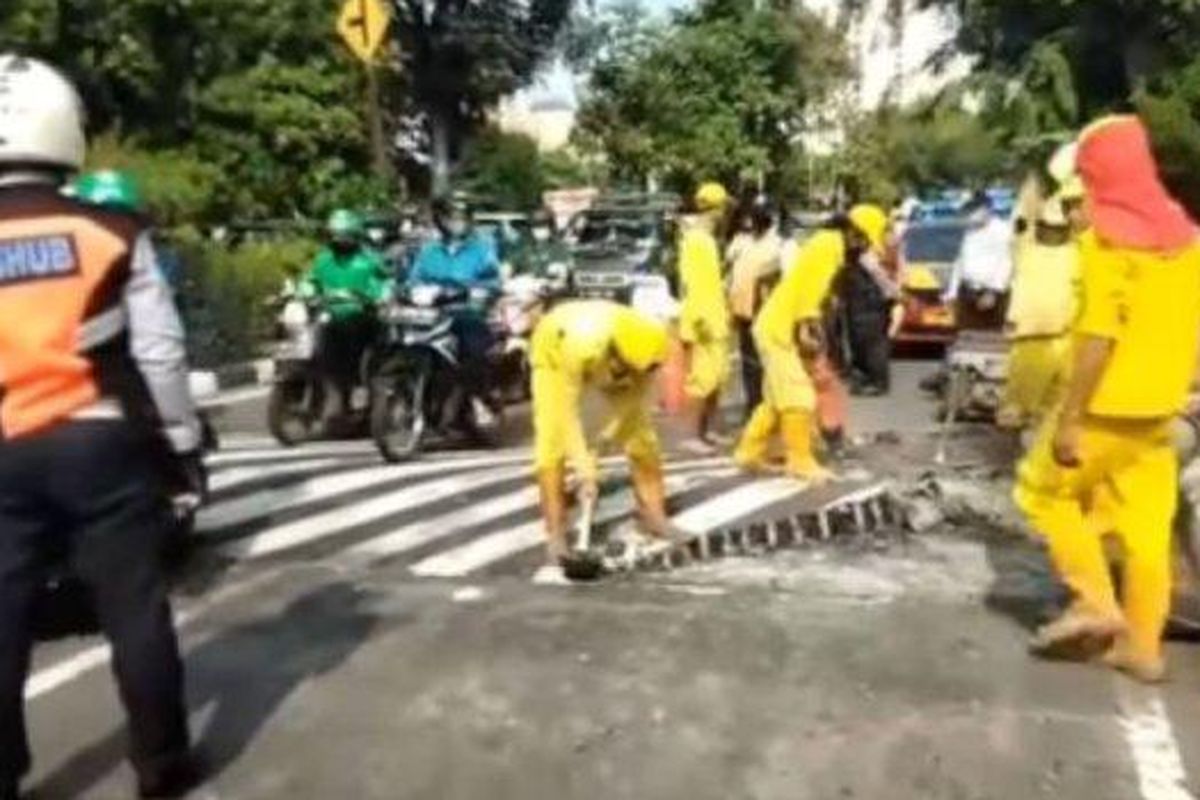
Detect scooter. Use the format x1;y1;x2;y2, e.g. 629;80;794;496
266;282;378;446
369;284;505;463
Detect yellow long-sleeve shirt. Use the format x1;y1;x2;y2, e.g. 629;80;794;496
677;226;730;343
754;229;845;347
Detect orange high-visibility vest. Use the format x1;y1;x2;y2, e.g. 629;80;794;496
0;186;143;440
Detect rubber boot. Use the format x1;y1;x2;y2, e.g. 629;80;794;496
536;466;570;564
734;404;777;474
781;410;831;483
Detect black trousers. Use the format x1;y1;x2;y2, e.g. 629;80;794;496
847;310;892;391
735;318;762;418
0;421;188;787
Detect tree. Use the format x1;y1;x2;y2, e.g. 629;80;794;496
457;130;546;210
575;0;849;194
1137;57;1200;219
920;0;1200;114
0;0;394;221
388;0;577;193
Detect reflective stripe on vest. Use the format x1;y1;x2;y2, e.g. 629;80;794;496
0;213;132;439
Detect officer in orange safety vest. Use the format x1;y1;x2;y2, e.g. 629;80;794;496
0;56;203;798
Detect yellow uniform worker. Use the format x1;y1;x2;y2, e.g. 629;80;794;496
679;182;732;449
531;300;671;564
735;205;889;479
999;195;1081;429
1015;115;1200;683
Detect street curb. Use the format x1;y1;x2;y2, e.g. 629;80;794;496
189;358;274;400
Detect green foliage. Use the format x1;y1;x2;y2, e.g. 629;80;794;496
458;131;546;210
1137;58;1200;219
391;0;577;187
87;134;222;228
171;232;320;367
576;0;848;192
837;103;1008;203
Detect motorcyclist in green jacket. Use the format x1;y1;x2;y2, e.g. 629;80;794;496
303;209;390;420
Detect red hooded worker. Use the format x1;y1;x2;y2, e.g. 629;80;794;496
1015;115;1200;683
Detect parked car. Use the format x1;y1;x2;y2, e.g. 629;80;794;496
564;204;676;307
893;219;967;345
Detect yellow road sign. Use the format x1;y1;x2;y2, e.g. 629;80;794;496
337;0;392;63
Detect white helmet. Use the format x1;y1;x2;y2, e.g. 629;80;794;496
0;54;86;171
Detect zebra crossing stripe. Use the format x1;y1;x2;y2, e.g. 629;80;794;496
670;477;810;534
408;469;741;578
208;456;360;495
219;464;531;559
341;484;541;566
205;439;384;466
198;453;529;532
340;460;730;568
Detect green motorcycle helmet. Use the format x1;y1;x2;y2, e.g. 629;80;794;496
73;170;143;212
327;208;365;241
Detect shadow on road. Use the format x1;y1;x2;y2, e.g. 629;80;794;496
980;526;1068;634
34;582;380;798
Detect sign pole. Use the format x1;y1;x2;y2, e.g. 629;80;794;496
366;63;389;179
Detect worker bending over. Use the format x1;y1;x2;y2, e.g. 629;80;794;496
531;300;676;570
678;182;732;452
1015;116;1200;683
735;205;889;480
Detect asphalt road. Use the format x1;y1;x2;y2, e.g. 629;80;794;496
20;361;1200;799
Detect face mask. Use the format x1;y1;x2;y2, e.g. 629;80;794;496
533;228;551;242
331;239;356;256
444;219;468;239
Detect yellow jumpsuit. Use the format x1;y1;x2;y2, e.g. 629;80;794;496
531;301;660;486
677;225;731;399
1000;238;1080;428
735;230;845;476
1015;230;1200;665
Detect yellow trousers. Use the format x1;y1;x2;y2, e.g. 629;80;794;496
684;336;731;400
1000;336;1071;429
734;334;822;477
1014;416;1177;662
532;366;660;477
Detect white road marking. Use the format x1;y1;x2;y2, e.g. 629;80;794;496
205;439;380;466
1115;680;1196;800
410;470;740;578
198;385;270;409
339;459;731;568
341;485;541;566
220;465;531;559
208;456;355;494
670;477;808;533
198;454;528;532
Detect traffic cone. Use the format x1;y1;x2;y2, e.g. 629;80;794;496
659;330;688;415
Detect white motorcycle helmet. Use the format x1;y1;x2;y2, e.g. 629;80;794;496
0;54;86;171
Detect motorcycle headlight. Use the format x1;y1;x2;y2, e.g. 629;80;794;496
409;285;441;307
395;306;440;326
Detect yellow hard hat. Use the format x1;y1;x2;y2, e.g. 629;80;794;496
694;182;729;212
612;308;669;372
848;204;889;251
903;266;942;292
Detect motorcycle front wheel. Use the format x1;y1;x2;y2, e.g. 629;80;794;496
371;369;427;463
267;372;324;447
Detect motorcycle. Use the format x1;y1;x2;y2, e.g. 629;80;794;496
490;272;563;404
267;282;378;446
370;284;506;463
